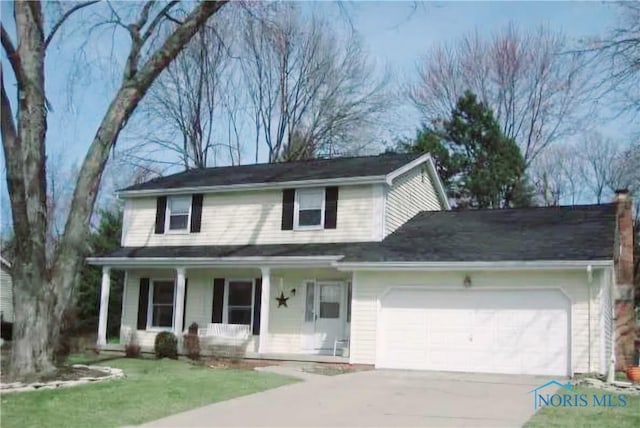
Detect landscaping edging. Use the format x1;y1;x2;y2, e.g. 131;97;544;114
574;377;640;395
0;365;124;394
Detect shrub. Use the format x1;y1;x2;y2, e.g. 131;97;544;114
183;322;200;361
154;331;178;359
124;331;141;358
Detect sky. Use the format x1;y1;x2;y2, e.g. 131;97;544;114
0;1;626;233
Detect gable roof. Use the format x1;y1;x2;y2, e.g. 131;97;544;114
119;152;425;195
91;204;617;266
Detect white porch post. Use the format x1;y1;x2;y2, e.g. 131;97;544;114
97;266;111;347
174;267;186;336
259;267;271;354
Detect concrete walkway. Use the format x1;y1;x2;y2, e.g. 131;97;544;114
144;369;550;427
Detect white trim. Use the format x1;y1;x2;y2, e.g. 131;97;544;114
349;271;359;365
121;270;128;335
165;195;192;234
385;154;431;185
294;188;325;231
376;286;573;376
147;278;176;331
87;255;343;268
223;278;255;326
118;175;387;198
335;260;614;271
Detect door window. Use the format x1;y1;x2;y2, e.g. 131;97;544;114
319;284;340;319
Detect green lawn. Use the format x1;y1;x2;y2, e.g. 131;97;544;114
525;387;640;428
1;356;297;428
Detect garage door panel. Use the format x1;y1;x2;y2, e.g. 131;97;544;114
377;289;569;376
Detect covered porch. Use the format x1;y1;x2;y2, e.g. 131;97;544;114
90;257;353;361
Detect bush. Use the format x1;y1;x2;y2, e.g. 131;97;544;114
183;322;200;361
154;331;178;359
124;331;141;358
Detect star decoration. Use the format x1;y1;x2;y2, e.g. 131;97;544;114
275;291;289;308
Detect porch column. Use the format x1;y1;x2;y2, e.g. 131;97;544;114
259;267;271;354
174;267;186;336
97;266;111;347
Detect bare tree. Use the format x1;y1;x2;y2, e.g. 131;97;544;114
580;2;640;118
134;12;237;170
411;24;593;167
578;132;620;204
1;0;228;377
242;4;389;162
530;144;583;206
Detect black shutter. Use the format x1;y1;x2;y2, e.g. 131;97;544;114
137;278;150;330
154;196;167;234
324;186;339;229
212;278;225;323
281;189;295;230
182;279;188;330
253;278;262;335
190;194;203;233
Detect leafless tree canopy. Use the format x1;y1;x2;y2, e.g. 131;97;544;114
242;4;389;163
410;24;593;167
580;2;640;118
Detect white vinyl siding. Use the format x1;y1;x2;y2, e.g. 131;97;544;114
349;269;608;375
385;165;442;236
0;265;13;322
122;185;376;246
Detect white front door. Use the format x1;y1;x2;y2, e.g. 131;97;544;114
301;281;346;353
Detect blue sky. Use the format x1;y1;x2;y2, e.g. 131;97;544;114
0;1;623;233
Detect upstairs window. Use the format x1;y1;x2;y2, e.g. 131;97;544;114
167;196;191;231
295;189;325;229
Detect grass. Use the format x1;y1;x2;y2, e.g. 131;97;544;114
0;355;297;428
525;387;640;428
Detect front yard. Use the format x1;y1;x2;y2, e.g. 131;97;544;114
525;387;640;428
0;356;297;428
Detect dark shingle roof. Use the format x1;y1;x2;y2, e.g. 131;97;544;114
122;152;422;192
101;204;617;263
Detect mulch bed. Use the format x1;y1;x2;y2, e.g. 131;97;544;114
203;357;275;370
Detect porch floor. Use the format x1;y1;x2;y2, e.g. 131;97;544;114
99;344;349;364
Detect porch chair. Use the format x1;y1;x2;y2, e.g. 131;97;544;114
333;337;350;357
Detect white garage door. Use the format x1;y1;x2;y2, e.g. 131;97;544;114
377;289;570;376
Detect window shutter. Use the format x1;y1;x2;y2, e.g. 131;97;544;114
253;278;262;335
212;278;225;323
324;186;339;229
154;196;167;234
190;194;203;233
281;189;295;230
182;279;188;329
137;278;150;330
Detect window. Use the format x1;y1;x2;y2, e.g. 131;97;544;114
319;284;340;319
295;189;324;229
226;280;254;325
149;280;175;329
166;196;191;231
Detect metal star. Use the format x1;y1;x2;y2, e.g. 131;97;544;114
275;291;289;308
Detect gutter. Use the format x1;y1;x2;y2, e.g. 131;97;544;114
333;260;614;271
86;255;344;268
117;175;388;198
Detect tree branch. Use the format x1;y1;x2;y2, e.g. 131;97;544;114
44;1;101;49
1;24;26;88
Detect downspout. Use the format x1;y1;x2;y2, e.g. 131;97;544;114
587;265;593;373
608;267;616;384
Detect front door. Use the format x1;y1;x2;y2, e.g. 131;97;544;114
302;281;346;353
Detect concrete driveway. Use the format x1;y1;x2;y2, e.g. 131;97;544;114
145;369;550;427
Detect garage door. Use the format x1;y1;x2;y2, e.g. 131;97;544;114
377;289;570;376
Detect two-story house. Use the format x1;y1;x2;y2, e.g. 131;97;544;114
88;152;635;378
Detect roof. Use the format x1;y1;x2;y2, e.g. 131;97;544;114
94;204;617;264
120;152;423;193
